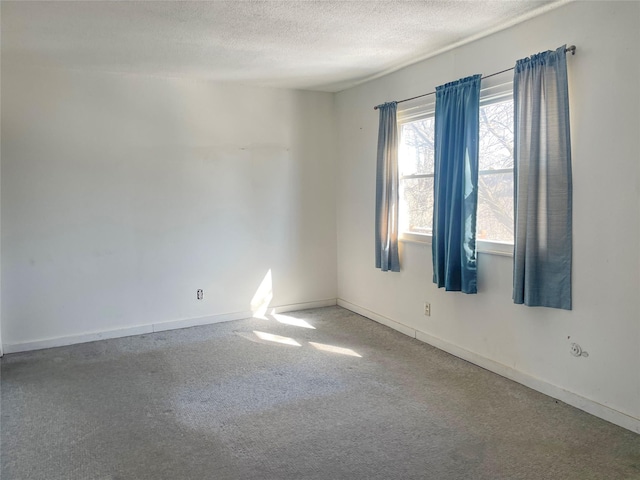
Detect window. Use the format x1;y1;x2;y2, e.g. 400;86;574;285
398;82;514;254
398;113;435;236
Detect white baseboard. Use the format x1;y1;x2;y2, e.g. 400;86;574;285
152;310;255;333
337;298;417;338
337;298;640;435
269;298;337;314
2;324;154;354
2;298;337;355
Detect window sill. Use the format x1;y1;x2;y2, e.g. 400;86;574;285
399;232;513;257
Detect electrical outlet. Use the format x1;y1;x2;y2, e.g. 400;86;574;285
424;302;431;316
197;289;203;300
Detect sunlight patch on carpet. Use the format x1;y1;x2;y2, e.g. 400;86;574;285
253;331;301;347
309;342;361;357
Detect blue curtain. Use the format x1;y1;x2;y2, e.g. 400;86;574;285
432;75;481;293
513;46;572;310
375;102;400;272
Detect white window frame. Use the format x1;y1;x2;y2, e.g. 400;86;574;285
397;80;514;257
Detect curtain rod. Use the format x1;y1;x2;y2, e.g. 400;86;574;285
373;45;576;110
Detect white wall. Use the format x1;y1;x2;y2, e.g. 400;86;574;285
1;67;337;349
335;1;640;431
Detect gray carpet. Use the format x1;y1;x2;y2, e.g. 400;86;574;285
1;306;639;480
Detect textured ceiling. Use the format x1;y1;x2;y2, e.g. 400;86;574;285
1;1;567;92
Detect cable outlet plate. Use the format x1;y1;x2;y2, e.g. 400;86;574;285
197;289;203;300
570;342;589;357
424;302;431;316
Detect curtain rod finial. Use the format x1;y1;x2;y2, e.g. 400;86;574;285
567;45;576;55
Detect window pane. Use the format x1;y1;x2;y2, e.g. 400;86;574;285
479;100;514;170
476;172;514;243
400;177;433;235
478;98;514;244
399;118;435;176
